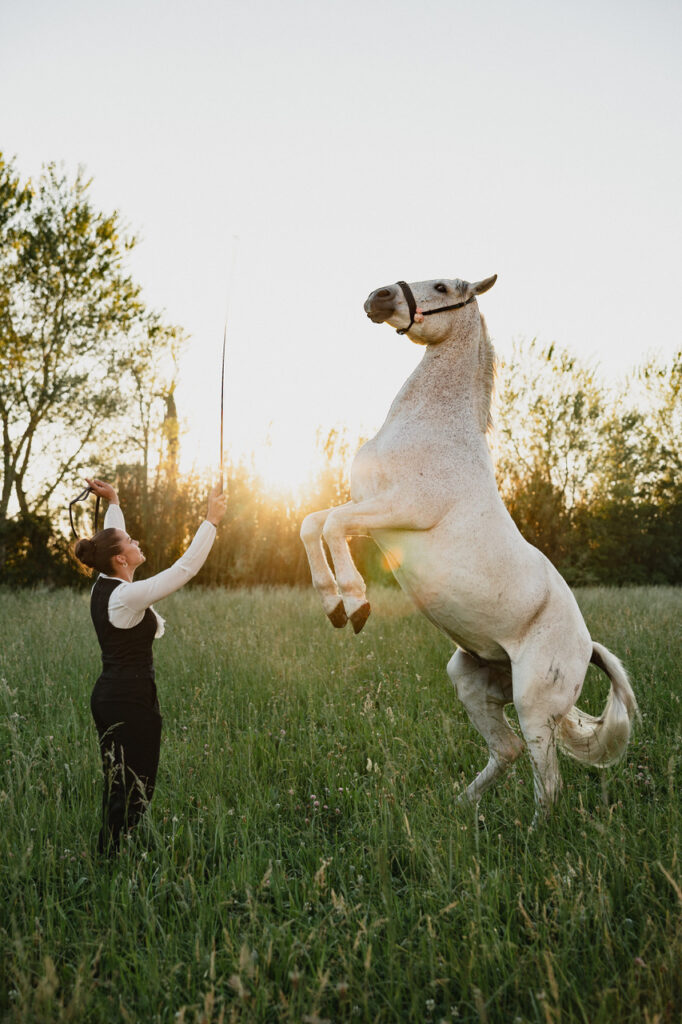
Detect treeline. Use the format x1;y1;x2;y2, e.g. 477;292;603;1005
1;155;680;588
495;341;681;584
3;341;680;590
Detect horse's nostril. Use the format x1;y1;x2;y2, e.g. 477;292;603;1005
376;288;391;299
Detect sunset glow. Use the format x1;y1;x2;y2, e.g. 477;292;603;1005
3;1;679;499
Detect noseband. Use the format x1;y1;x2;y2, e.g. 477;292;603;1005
395;280;476;335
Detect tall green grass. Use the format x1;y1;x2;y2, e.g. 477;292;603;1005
0;586;680;1023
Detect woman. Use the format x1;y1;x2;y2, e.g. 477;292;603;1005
74;477;227;854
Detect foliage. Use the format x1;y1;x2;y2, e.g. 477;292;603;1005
0;151;679;587
494;341;682;584
496;339;605;513
0;513;74;587
0;154;184;567
111;429;392;591
0;586;680;1022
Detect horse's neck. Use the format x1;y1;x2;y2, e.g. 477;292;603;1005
389;310;491;437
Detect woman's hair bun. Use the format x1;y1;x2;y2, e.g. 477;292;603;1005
74;537;96;568
73;528;122;575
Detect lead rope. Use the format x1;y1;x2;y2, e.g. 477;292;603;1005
68;487;101;538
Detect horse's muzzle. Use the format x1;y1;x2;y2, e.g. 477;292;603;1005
364;286;397;324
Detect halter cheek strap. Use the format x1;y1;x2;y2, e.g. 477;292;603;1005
395;280;476;335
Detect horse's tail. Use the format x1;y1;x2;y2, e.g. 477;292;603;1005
558;642;640;768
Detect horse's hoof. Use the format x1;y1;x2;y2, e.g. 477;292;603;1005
327;601;348;628
350;602;371;634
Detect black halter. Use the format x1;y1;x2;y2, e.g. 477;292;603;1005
395;280;476;335
68;486;101;538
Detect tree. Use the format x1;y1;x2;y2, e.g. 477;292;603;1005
494;340;682;584
579;352;682;583
636;352;682;504
0;155;181;573
495;338;605;513
116;318;187;545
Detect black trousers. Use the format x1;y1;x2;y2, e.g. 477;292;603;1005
91;679;162;854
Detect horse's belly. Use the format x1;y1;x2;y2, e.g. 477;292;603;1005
371;525;541;665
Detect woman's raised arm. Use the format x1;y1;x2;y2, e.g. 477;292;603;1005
111;485;227;613
85;478;125;531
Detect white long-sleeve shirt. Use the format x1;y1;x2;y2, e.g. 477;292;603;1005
97;504;216;637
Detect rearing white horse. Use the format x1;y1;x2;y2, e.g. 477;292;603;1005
300;275;638;816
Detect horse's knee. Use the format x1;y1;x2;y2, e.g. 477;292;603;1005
300;511;325;545
321;511;342;546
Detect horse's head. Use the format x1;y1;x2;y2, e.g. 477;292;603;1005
364;275;497;344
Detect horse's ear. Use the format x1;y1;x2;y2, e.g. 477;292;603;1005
471;274;497;296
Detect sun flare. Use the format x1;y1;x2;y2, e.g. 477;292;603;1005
251;438;324;498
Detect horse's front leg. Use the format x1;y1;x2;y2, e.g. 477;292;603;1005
300;505;351;628
322;497;432;634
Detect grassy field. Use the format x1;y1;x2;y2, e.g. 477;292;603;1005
0;584;680;1023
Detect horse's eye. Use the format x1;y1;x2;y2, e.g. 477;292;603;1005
434;283;447;293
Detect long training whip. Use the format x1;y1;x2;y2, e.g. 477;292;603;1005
219;321;227;493
219;236;239;495
219;239;240;495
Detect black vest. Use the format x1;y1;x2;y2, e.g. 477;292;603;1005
90;576;157;685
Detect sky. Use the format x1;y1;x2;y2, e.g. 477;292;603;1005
2;0;681;490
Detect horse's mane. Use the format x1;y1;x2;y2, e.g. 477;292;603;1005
478;312;496;437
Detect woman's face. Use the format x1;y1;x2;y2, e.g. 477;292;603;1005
114;530;145;570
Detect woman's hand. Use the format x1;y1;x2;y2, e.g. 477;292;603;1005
207;484;227;526
85;478;119;504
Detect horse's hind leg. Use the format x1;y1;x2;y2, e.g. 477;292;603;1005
512;643;590;815
447;650;524;805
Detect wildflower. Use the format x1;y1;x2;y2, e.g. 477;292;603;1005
426;998;435;1012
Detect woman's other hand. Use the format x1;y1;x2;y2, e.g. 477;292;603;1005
85;478;119;504
207;484;227;526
